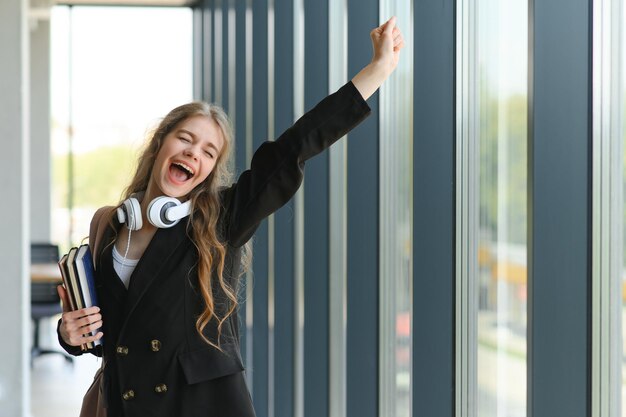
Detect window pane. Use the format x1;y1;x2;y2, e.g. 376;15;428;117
51;6;193;251
476;1;528;416
45;6;193;415
379;2;413;417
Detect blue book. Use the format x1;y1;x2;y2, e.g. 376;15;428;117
74;244;102;347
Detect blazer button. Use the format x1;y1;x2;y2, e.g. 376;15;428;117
122;389;135;401
150;339;162;352
116;346;129;356
154;383;168;394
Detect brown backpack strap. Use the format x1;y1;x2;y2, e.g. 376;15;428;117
89;207;112;268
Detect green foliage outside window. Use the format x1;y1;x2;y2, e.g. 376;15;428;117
479;93;528;246
53;145;137;209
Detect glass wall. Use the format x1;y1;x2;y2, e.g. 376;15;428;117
477;1;528;415
470;0;528;416
328;1;348;417
379;2;413;417
50;6;193;251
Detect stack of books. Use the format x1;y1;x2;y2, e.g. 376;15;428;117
58;243;102;351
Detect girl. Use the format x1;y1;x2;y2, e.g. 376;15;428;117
58;16;404;417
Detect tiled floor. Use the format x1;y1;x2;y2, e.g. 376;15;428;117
30;317;100;417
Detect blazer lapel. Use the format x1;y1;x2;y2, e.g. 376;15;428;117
119;221;188;334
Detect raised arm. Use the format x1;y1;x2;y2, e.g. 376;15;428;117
224;81;370;247
351;16;405;100
223;16;404;247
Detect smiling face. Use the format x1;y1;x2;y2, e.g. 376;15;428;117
148;114;225;199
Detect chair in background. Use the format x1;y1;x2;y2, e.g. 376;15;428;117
31;242;73;365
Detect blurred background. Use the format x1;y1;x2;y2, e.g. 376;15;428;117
0;0;625;417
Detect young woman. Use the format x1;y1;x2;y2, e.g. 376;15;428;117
58;16;404;417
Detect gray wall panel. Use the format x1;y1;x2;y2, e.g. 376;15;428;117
346;1;379;417
413;1;456;416
234;0;249;371
529;0;591;416
221;0;229;112
251;0;270;415
273;0;295;416
302;2;330;417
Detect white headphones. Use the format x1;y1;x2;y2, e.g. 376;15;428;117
116;195;192;231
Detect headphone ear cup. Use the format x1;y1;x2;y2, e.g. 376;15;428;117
116;197;143;230
147;197;182;228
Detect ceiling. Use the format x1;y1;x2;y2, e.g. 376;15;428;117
27;0;196;29
54;0;196;6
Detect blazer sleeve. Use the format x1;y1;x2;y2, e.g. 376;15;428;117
223;81;371;247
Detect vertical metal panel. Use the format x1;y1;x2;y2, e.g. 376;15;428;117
293;1;305;417
267;3;276;416
204;0;215;102
252;0;270;415
591;1;623;416
0;0;29;413
455;0;477;415
214;0;223;105
193;0;213;102
192;4;204;100
244;0;255;388
413;1;456;417
302;1;331;417
273;0;295;416
346;2;379;417
30;20;51;243
528;1;591;416
228;1;236;117
234;0;249;372
221;0;229;112
205;0;213;102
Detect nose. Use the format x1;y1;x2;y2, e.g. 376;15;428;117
183;146;198;160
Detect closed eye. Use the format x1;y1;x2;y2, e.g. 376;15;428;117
178;136;191;143
204;149;215;158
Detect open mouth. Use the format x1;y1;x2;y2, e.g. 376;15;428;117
169;161;195;182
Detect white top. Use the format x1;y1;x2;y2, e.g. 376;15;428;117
112;244;139;289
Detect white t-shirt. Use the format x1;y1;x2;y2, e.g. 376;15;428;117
112;244;139;289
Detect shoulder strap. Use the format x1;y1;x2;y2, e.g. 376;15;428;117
89;207;112;267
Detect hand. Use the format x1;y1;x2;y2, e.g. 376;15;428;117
57;285;104;347
352;16;406;100
370;16;405;76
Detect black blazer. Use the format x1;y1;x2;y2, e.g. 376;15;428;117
58;81;371;417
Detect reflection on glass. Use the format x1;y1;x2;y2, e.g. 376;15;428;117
379;2;413;417
476;1;527;416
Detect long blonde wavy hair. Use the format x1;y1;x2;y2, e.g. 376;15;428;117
112;101;246;350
